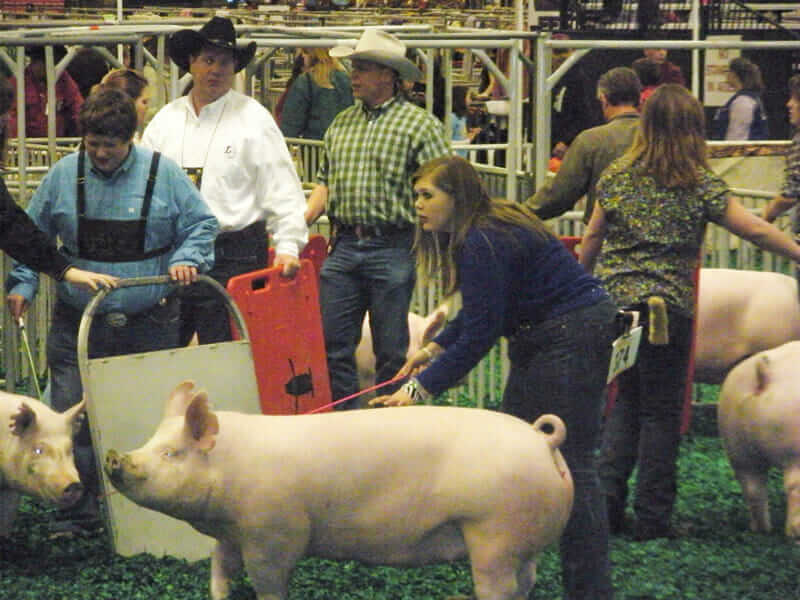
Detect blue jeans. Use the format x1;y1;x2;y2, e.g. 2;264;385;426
598;303;692;535
46;298;180;496
503;298;617;600
319;230;415;408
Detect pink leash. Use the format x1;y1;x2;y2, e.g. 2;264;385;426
305;374;407;414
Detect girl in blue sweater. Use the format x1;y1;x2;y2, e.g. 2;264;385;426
374;155;617;600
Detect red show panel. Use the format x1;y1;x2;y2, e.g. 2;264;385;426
268;234;328;280
560;236;581;259
227;259;332;415
298;234;328;280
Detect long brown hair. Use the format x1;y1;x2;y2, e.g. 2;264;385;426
412;155;553;296
616;84;708;188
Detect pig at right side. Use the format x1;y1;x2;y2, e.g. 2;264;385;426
105;381;573;600
0;393;86;537
718;341;800;540
695;268;800;384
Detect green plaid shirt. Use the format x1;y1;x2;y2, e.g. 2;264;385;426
317;95;450;226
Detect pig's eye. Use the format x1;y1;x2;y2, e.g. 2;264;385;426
162;447;184;459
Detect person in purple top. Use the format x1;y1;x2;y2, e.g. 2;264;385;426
373;155;617;600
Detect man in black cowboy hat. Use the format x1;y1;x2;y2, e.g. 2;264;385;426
142;16;307;345
8;44;84;138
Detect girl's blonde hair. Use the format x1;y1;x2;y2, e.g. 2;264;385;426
617;83;708;188
413;155;553;296
304;47;345;89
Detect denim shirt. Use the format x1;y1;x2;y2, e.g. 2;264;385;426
6;145;218;314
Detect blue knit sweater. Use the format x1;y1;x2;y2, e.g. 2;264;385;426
417;224;609;396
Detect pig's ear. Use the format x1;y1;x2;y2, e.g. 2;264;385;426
164;380;197;418
9;403;37;437
64;398;87;436
184;392;219;453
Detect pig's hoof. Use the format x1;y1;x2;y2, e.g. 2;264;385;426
48;518;104;540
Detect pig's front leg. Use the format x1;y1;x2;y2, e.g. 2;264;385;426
737;468;771;533
783;463;800;541
210;538;243;600
243;535;308;600
0;488;20;538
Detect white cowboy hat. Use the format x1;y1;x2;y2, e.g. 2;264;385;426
330;29;423;82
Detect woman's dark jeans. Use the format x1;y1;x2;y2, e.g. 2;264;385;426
597;303;693;536
503;298;617;600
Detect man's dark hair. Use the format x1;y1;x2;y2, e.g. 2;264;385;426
597;67;642;107
632;58;661;88
79;88;137;141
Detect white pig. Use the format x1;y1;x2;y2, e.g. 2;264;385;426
0;393;85;536
695;268;800;384
718;341;800;540
355;305;448;392
105;381;573;600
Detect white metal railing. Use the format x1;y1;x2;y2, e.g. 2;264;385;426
1;20;798;403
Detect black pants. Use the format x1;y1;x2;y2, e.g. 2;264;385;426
180;221;268;345
504;298;617;600
598;302;693;533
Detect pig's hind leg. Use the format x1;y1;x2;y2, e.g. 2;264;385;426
462;521;536;600
210;538;244;600
782;463;800;541
735;466;771;533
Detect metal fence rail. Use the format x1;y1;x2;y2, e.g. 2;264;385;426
2;27;799;406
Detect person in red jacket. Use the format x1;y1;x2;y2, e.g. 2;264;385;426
7;45;83;138
643;48;685;87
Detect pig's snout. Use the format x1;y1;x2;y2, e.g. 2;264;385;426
58;481;84;509
104;449;145;487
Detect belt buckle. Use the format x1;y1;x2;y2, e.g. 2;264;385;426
512;321;533;341
104;312;128;328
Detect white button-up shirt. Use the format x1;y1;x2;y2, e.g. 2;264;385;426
142;89;307;258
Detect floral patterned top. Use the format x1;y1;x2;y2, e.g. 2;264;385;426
595;159;729;317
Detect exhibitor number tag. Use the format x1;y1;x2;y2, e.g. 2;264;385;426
607;326;642;384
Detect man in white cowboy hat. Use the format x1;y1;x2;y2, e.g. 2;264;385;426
306;29;449;409
142;16;308;345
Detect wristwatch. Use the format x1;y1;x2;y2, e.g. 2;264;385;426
402;378;432;404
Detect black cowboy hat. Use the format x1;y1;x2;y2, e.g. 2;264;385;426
168;16;256;73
